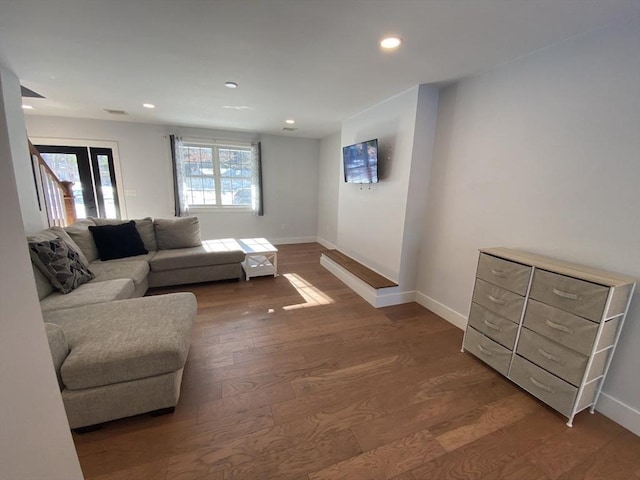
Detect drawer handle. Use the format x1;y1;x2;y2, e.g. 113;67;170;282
477;344;494;357
537;348;564;364
545;319;575;335
552;288;580;301
483;319;503;332
487;295;506;305
529;376;554;393
491;268;508;278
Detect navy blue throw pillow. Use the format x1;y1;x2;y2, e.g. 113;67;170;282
89;220;148;261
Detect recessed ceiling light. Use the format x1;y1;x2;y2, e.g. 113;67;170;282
285;119;295;125
225;81;238;89
380;36;402;50
22;104;34;110
143;103;155;109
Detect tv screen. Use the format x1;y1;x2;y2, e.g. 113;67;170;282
343;139;379;184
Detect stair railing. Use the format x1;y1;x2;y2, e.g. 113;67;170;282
29;141;77;227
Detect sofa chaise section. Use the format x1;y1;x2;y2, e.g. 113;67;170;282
44;293;197;429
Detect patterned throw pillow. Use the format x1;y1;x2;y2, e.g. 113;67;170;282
29;237;95;294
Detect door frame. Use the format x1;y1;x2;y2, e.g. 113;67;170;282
30;137;128;219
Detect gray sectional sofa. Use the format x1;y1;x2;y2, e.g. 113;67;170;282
28;216;246;429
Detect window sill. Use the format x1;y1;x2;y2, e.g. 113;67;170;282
189;205;252;213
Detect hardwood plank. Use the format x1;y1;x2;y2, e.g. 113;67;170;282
524;411;625;479
433;392;540;451
309;429;446;480
223;429;361;480
72;243;638;480
352;377;517;451
411;410;566;480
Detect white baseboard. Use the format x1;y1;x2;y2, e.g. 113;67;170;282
270;236;318;245
595;392;640;435
320;254;414;308
316;237;337;250
415;292;467;331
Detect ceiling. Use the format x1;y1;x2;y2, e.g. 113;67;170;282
1;0;638;139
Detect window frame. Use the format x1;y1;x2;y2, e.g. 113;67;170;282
182;140;254;212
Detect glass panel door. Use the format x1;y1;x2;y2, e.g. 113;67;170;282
90;148;120;219
36;145;97;218
35;145;121;219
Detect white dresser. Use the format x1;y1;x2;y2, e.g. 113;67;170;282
462;248;635;426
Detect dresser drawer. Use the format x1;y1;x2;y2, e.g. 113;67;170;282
516;328;588;386
529;270;609;322
463;327;512;376
477;254;532;296
509;355;578;417
472;279;525;323
468;302;518;349
523;300;598;356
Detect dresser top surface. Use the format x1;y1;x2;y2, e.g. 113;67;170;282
481;248;636;287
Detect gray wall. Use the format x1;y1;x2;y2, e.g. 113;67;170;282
417;19;640;432
0;63;83;480
25;116;320;244
316;131;341;248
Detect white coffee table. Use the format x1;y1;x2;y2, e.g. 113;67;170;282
238;238;278;281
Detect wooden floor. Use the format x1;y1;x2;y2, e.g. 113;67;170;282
73;243;640;480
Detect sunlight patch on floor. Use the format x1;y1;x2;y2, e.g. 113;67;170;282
282;273;334;310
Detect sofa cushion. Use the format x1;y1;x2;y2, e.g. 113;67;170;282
65;219;99;262
149;243;246;272
154;217;201;250
45;323;69;389
89;221;148;260
43;293;196;390
29;237;95;294
89;259;149;286
28;226;90;267
92;217;158;252
32;263;55;300
40;278;135;312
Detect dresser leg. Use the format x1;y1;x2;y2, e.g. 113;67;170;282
566;418;574;428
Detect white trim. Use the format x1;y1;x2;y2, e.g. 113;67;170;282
316;237;337;250
320;254;414;308
189;206;252;213
595;392;640;436
376;290;416;308
270;236;318;245
415;292;468;331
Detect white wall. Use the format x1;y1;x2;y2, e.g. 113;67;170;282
0;64;83;480
417;20;640;431
317;131;341;248
25;116;320;243
337;85;439;293
338;87;420;282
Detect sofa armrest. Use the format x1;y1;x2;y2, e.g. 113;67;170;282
44;323;69;390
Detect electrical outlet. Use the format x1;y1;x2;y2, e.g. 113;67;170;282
281;223;286;231
124;189;137;197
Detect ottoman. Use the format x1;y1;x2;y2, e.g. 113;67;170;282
43;293;196;429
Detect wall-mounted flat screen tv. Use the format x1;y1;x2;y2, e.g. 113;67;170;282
343;138;379;184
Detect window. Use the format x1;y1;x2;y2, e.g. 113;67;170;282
182;143;254;208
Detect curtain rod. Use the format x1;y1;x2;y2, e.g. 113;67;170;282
163;134;260;145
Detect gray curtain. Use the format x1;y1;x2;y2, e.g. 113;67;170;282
251;142;263;216
170;135;189;217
